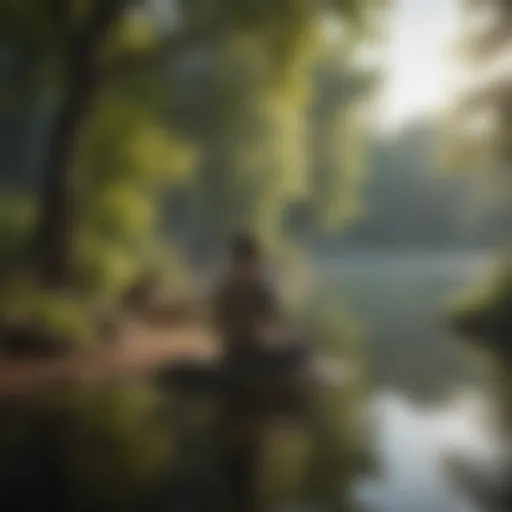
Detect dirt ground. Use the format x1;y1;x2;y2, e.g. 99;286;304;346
0;321;217;398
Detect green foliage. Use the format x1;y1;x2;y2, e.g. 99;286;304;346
314;119;505;250
1;0;382;345
103;10;158;61
61;383;172;509
2;0;383;279
0;283;94;347
168;3;383;252
186;33;309;252
0;1;66;57
307;53;377;233
136;241;193;297
0;192;35;279
448;258;512;349
76;235;141;301
447;257;512;434
73;61;196;300
0;383;174;512
0;197;97;349
444;0;512;177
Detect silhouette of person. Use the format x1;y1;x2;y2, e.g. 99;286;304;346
213;234;277;357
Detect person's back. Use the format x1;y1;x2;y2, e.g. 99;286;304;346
213;235;276;355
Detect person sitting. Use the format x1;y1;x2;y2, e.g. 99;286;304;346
213;234;276;355
212;234;311;398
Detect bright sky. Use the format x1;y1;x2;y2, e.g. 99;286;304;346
378;0;460;131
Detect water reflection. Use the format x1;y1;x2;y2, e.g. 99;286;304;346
357;391;495;512
0;253;497;511
321;252;492;400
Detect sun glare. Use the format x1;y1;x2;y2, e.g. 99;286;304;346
377;0;459;132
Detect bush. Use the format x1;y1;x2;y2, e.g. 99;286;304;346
0;383;174;512
448;261;512;351
0;284;94;355
0;193;35;282
61;384;173;510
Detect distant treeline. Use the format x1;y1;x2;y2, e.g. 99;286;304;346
309;120;507;252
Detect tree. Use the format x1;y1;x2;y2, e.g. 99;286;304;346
75;72;195;301
449;258;512;432
0;0;378;287
0;1;127;286
445;0;512;190
162;2;383;256
0;0;384;350
445;0;512;437
289;45;380;244
321;119;501;251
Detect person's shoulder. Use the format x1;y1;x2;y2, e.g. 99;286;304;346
254;277;278;302
211;274;235;300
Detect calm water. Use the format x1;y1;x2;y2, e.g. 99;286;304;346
324;252;494;512
355;391;494;512
321;252;492;397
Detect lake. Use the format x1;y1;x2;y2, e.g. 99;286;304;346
319;252;495;512
318;251;492;398
355;391;495;512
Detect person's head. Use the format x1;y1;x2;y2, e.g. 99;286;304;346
230;234;262;279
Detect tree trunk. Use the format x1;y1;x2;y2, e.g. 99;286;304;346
36;58;97;288
34;0;125;288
